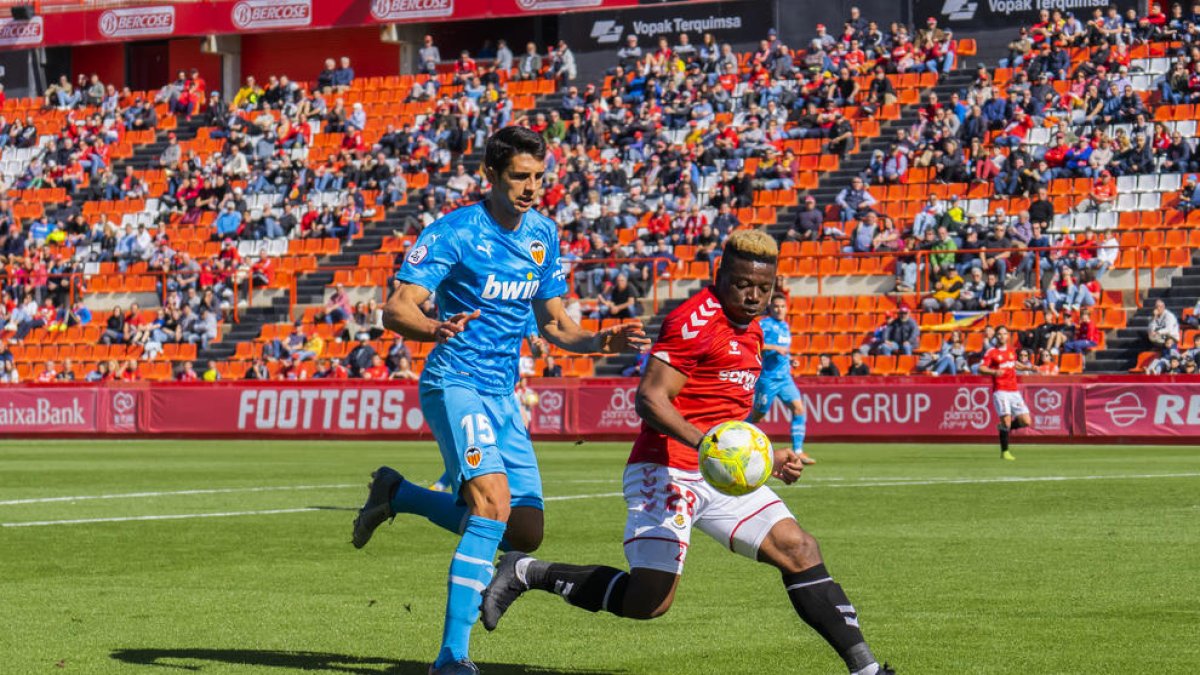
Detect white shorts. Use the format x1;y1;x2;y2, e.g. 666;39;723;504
622;462;794;575
993;390;1030;418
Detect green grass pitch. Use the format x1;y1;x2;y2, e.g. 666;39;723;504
1;439;1198;674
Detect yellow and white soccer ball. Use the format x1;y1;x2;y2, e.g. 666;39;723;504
521;390;539;408
697;421;774;496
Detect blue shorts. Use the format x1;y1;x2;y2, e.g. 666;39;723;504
753;374;801;417
420;381;544;510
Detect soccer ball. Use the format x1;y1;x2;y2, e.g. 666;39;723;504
697;421;774;496
521;390;539;408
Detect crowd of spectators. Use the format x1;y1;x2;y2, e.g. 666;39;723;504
5;3;1199;381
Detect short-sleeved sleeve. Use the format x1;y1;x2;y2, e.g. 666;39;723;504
982;349;998;370
534;223;568;300
650;309;712;377
396;224;458;293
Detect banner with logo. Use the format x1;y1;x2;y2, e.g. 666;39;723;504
529;386;569;434
143;383;434;437
1082;383;1200;438
5;378;1200;443
0;388;98;433
560;0;769;52
570;381;1075;439
0;0;726;50
912;0;1141;33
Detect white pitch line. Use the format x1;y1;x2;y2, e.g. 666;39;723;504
4;472;1199;528
0;484;358;506
1;508;318;528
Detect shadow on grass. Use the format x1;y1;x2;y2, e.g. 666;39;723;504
110;648;622;674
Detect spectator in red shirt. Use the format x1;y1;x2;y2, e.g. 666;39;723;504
361;354;389;379
1075;171;1117;212
177;362;199;381
1064;307;1102;353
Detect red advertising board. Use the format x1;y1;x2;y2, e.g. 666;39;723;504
0;387;98;433
0;377;1196;442
1082;383;1200;438
0;0;721;50
144;383;433;436
572;381;1077;440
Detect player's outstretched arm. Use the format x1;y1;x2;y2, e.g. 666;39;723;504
383;282;479;343
634;357;706;449
533;296;650;355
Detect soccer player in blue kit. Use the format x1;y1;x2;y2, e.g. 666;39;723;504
350;126;648;675
750;294;814;464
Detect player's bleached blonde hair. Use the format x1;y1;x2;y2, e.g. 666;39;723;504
722;228;779;262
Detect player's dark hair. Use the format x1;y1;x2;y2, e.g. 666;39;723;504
484;126;547;175
770;294;787;304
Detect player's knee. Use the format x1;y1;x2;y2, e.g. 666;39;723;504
771;528;823;574
791;400;806;417
623;593;673;620
505;527;542;553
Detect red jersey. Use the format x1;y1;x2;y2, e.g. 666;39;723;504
628;287;763;471
983;347;1020;392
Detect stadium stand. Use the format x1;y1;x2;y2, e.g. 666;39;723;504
2;6;1199;384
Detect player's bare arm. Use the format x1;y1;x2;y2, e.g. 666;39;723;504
383;282;479;343
634;356;706;449
534;296;650;354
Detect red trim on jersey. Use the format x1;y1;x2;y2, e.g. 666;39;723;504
727;499;783;551
623;535;689;547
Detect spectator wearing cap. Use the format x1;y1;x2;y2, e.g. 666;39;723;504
826;110;855;158
788;196;823;241
214;202;243;239
1075;171;1117;212
877;305;920;356
1177;175;1200;212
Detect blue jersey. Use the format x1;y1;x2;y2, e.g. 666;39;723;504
397;202;566;395
759;315;792;378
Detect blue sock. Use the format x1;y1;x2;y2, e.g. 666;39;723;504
435;515;507;668
391;480;468;534
791;411;807;452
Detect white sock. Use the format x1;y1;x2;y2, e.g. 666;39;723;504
851;664;879;675
513;555;533;587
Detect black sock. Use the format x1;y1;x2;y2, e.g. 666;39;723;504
999;425;1010;452
782;564;875;672
1011;417;1029;431
524;560;629;616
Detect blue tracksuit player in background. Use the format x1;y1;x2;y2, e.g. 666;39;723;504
349;126;648;675
750;294;815;465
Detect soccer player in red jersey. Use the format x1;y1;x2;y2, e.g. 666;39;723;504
978;326;1037;460
481;231;894;675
